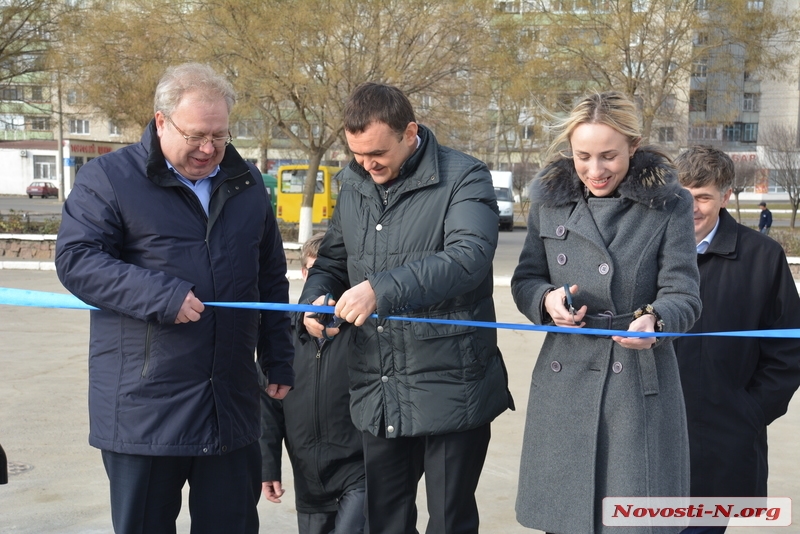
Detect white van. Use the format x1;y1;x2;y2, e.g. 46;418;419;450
491;171;515;231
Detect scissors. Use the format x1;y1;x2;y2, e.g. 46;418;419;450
563;284;579;325
307;293;344;341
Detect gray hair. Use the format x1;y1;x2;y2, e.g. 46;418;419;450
153;63;236;117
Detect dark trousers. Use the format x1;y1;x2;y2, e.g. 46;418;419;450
101;441;261;534
296;487;366;534
362;423;491;534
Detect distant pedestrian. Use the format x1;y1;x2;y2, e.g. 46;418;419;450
758;201;772;235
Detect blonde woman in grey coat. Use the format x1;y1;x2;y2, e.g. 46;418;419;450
511;92;701;534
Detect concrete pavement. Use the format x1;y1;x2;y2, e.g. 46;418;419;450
1;270;798;533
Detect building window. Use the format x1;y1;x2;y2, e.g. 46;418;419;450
30;86;44;102
1;86;22;101
520;124;536;140
420;94;433;110
695;0;708;10
0;114;24;130
30;117;50;130
743;123;758;142
66;89;86;106
658;127;674;143
109;121;121;136
450;94;470;112
688;125;719;141
691;59;707;78
33;155;56;179
271;126;288;140
693;32;709;46
74;156;85;172
69;119;90;134
689;90;707;112
495;0;520;13
742;93;759;112
747;1;764;10
723;123;741;142
659;93;677;114
234;120;260;138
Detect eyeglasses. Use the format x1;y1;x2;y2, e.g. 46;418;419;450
165;115;232;148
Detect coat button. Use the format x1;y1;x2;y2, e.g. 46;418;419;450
598;263;610;275
556;225;566;237
557;253;567;265
381;376;388;383
550;361;562;372
222;446;227;452
377;326;384;333
387;425;395;433
612;361;623;374
202;448;208;453
376;224;383;231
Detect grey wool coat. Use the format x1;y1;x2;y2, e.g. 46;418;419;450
510;148;701;534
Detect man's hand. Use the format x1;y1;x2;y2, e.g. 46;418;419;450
303;294;341;339
266;383;291;400
262;480;284;503
335;280;377;327
175;290;204;324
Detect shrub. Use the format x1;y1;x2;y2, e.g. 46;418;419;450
0;210;61;234
769;228;800;257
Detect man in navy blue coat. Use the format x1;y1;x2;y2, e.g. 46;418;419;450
56;63;294;534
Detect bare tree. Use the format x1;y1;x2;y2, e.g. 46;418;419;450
197;0;493;242
731;155;760;222
0;0;62;84
499;0;799;141
760;124;800;227
0;0;69;133
52;0;194;131
512;161;539;221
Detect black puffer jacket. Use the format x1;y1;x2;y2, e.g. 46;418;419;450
260;323;364;513
300;125;514;438
56;120;294;456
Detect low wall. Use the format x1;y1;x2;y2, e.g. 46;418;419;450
0;235;302;267
0;235;57;260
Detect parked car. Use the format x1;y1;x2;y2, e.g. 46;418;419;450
26;181;59;199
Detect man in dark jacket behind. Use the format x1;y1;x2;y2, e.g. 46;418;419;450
300;82;514;534
55;63;294;534
675;146;800;534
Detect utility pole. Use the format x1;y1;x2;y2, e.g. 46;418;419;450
56;74;65;203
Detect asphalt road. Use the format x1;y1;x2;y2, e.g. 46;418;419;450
0;195;63;222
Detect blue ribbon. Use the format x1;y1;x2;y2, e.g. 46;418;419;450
2;287;800;339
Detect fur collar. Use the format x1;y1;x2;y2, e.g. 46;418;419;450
534;146;682;209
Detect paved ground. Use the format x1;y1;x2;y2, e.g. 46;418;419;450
1;270;798;533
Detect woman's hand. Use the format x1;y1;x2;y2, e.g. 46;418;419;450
544;284;587;328
612;314;656;350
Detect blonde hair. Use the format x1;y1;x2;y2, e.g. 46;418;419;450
545;91;641;163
